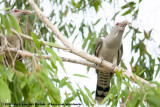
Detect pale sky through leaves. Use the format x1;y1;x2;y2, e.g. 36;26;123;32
40;0;160;105
0;0;160;106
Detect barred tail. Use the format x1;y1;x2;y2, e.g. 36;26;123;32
95;70;112;104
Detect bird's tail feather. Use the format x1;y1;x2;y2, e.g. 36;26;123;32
95;70;112;104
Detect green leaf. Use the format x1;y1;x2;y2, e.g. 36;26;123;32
1;15;12;36
122;9;132;16
8;13;21;33
64;95;77;104
84;86;95;102
59;77;68;88
121;2;136;9
15;60;27;73
109;85;117;96
94;18;101;25
148;29;153;39
121;60;127;69
50;60;57;71
111;11;120;20
38;71;49;83
123;81;131;88
76;0;82;9
82;37;89;49
0;53;5;73
139;69;146;75
0;21;5;35
0;7;11;11
67;83;76;94
144;30;149;39
38;72;60;103
45;47;66;72
73;74;89;78
6;67;14;82
0;78;11;102
130;56;134;65
64;26;69;37
20;79;27;89
94;1;99;12
46;42;62;48
78;85;90;106
112;99;118;106
124;28;131;38
71;0;76;7
31;32;41;49
101;93;113;104
155;64;160;77
121;4;129;9
116;70;121;78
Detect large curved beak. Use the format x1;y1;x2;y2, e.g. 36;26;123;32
121;20;131;27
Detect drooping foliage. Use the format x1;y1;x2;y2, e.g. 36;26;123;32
0;0;159;106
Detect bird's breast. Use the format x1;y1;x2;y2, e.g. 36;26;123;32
98;44;118;63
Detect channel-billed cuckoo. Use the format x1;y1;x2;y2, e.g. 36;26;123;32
95;20;131;104
0;9;32;65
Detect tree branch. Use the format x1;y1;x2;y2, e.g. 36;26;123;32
11;28;68;51
27;0;155;87
0;47;105;70
1;24;67;51
61;57;106;70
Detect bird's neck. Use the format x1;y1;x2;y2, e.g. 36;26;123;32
10;13;20;24
104;30;124;49
110;27;124;38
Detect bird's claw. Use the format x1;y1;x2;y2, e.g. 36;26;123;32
100;58;104;64
111;64;116;71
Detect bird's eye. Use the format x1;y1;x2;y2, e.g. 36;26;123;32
14;9;20;12
116;23;120;26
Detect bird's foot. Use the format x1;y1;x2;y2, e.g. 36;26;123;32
100;58;104;64
110;64;117;71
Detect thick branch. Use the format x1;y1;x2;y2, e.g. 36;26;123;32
27;0;155;87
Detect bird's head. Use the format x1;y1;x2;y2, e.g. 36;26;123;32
11;9;32;22
109;20;131;38
114;20;131;31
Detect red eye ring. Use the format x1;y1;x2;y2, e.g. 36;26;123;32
14;9;20;12
116;23;120;26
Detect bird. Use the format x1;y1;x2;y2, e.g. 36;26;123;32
95;20;131;104
0;9;32;66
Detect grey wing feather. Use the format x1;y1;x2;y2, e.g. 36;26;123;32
95;37;103;57
117;44;123;65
